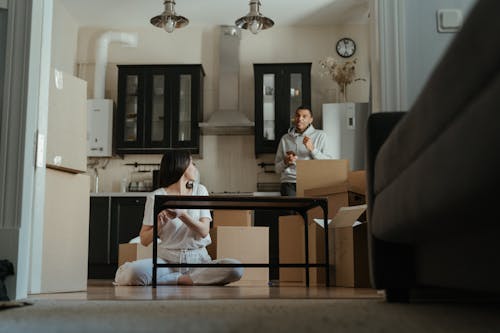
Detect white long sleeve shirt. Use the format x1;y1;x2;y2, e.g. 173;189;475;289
274;125;331;183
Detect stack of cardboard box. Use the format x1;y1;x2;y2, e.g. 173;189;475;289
279;160;370;287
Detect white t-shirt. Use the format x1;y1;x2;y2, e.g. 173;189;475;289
142;183;212;254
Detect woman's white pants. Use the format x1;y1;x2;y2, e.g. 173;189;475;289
114;257;244;286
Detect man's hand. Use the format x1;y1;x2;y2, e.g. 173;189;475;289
285;151;297;166
303;136;314;152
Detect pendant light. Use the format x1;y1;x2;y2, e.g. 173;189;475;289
235;0;274;34
150;0;189;33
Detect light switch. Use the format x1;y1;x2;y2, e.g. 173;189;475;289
437;9;463;33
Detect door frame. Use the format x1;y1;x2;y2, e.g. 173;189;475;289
0;0;52;299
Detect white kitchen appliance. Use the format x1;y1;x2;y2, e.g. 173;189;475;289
33;68;90;293
322;103;369;171
87;99;113;156
87;31;138;156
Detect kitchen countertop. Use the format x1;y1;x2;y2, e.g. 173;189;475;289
90;192;150;197
90;191;281;197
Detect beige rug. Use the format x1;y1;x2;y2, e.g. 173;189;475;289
1;299;500;333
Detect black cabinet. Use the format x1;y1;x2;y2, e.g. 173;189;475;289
88;197;110;269
109;197;146;265
116;64;205;154
254;63;311;155
88;196;146;279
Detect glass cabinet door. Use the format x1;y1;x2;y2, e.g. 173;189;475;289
262;74;276;141
116;64;203;154
124;75;139;143
150;74;166;143
177;74;192;142
254;63;311;155
289;73;303;128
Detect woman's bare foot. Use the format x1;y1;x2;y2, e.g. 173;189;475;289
177;274;194;285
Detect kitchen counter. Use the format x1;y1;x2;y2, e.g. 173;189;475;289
90;192;281;197
90;192;150;197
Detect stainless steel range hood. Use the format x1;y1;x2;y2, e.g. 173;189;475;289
199;26;254;135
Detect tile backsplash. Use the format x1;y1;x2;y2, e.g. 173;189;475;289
87;135;279;194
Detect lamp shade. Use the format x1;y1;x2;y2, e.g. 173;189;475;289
235;0;274;34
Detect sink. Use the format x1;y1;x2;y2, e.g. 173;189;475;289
211;191;281;197
251;192;280;197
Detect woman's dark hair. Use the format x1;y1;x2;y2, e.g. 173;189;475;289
158;150;191;188
296;105;313;117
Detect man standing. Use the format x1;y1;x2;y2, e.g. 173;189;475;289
275;105;331;196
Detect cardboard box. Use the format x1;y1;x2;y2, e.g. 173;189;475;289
118;243;153;267
212;210;252;227
279;205;369;287
208;226;269;285
332;205;370;288
348;170;367;195
296;159;349;197
347;170;367;221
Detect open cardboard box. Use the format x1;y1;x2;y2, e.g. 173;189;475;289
279;204;369;287
331;204;370;288
279;183;349;285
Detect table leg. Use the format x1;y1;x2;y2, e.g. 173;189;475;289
301;211;310;287
152;211;158;288
323;205;330;286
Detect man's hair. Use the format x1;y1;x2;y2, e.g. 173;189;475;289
158;150;191;188
295;105;313;117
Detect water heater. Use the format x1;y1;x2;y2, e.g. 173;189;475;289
87;99;113;157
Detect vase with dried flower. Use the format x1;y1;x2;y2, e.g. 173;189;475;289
319;56;365;102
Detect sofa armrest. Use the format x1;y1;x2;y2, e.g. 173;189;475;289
366;112;406;211
365;112;414;293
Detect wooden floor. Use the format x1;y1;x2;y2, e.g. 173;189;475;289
29;279;383;301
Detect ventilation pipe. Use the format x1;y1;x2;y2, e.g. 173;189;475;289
93;31;138;99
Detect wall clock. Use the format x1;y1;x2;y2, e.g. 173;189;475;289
336;37;356;58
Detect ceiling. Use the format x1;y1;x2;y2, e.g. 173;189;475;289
60;0;370;29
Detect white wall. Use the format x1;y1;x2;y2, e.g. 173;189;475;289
403;0;475;108
71;24;369;193
51;0;78;74
373;0;476;112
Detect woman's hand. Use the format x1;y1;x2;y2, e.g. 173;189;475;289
157;210;171;232
165;208;187;220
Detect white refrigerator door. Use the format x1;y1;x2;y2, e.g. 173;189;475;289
39;169;90;293
322;103;368;171
46;68;87;173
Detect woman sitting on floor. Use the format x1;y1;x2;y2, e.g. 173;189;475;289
114;150;243;286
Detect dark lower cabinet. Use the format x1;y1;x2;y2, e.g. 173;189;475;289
88;196;146;279
88;197;112;278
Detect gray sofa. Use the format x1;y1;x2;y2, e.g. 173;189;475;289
366;0;500;301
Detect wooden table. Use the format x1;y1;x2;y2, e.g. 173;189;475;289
152;195;329;287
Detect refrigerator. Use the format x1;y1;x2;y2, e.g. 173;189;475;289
38;69;90;293
322;103;370;171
